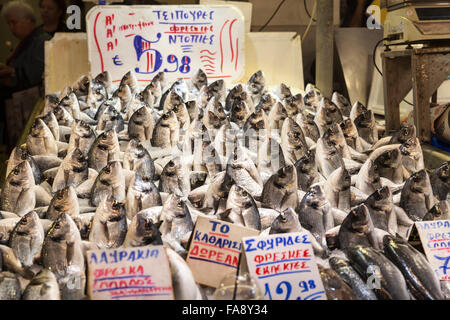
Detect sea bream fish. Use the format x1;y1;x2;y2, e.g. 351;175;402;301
52;148;89;193
262;165;298;211
354;109;378;145
126;173;161;220
400;137;424;175
46;186;80;220
89;195;127;249
26;118;58;156
1;161;36;216
90;161;126;207
39;111;60;142
280;117;308;165
423;200;450;221
6;147;41;185
67;119;96;157
256;93;276;114
400;169;435;221
297;108;320;142
22;269;61;300
41;213;86;300
314;97;343;136
294;150;319;192
430;161;450;201
123;211;163;248
297;185;333;255
331;92;352;118
159;158;191;197
96;105;124;133
122;139;155;179
88;129;121;172
221;184;261;231
8;210;44;267
0;272;22;300
151;110;180;148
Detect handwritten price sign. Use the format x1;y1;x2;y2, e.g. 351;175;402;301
416;220;450;281
86;5;245;84
186;216;260;288
87;245;174;300
243;232;327;300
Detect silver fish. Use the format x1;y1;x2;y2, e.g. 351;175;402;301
67;119;96;157
88;129;121;172
52;148;89;193
46;186;79;220
90;161;126;207
430;161;450;201
123;211;163;247
222;184;261;230
6;147;41;185
354;109;378;145
126;173;161;220
0;272;21;300
423;200;450;221
159;158;191;197
96;105;124;133
122;139;155;179
331;92;351;118
400;169;435;221
191;68;208;91
315;97;343;136
280;117;308;164
89;195;127;249
9;211;44;267
26;118;58;156
151;110;180;148
294;150;318;192
262;165;298;211
22;269;61;300
128;106;155;141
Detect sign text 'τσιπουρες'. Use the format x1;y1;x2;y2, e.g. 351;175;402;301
416;220;450;281
243;232;327;300
87;245;174;300
86;5;245;84
186;216;260;288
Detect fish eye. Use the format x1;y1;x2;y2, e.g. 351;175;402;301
13;168;19;175
20;217;28;225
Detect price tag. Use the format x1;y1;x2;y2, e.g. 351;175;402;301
86;5;245;84
87;245;174;300
415;220;450;281
242;232;327;300
186;216;260;288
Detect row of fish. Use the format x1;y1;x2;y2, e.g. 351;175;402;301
0;68;448;300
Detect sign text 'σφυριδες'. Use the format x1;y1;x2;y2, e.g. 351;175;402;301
243;232;327;300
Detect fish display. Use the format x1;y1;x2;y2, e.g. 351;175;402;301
0;69;446;300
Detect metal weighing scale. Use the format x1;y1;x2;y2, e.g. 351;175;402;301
380;0;450;143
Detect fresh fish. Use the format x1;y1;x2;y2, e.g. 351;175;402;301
46;186;79;220
322;124;352;160
123;211;163;248
222;184;261;230
363;187;393;232
329;256;378;300
159;158;191;197
88;129;120;172
22;269;60;300
9;211;44;267
126;173;161;220
400;137;424;174
0;272;21;300
383;235;444;300
269;208;327;258
67;119;96;157
26;118;58;156
430;161;450;201
354;109;378;145
355;159;382;195
423;200;450;221
113;83;132;112
315;135;345;178
94;71;112;97
1;161;36;216
284;94;303;117
59;93;83;120
191;69;207;91
262;165;298;211
346;245;411;300
6;147;41;185
72;75;90;97
303;84;322;110
159;194;194;246
400;169;435;221
226;145;263;198
298;185;333;254
96;105;124;133
41;213;86;300
371;145;404;184
42;94;60;114
128;106;155;141
389;124;416;144
349;101;367;122
52;148;89;193
294;150;319;192
318;265;355;300
122;139;155;178
297;108;320;142
120;70;138;94
243;108;270;149
275;83;292;102
230;98;251;127
280;117;308;164
207;79;226;104
256;93;276;114
338;204;379;251
268;102;288;131
247;70;266;101
86;80;108;110
314;97;343;136
203;171;235;212
340;118;367;152
53;105;74;127
39;111;60;142
89;195;127;249
151;110;180;148
324;166;351;211
332;92;351;118
166;247;202;300
90;161;126;207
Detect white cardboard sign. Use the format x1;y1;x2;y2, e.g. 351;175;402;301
86;5;245;84
186;216;260;288
415;220;450;281
242;232;327;300
87;245;174;300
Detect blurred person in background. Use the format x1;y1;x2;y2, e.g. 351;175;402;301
0;0;51;150
38;0;68;36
